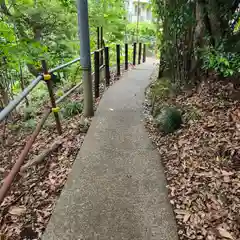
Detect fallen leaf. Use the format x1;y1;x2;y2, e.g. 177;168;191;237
217;227;234;239
174;209;189;215
183;213;191;223
9;206;26;216
221;170;234;176
145;77;240;240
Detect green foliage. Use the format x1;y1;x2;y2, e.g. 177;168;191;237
126;22;156;44
201;46;240;77
22;119;36;130
89;0;127;43
8;123;21;132
184;106;201;123
155;106;182;134
234;19;240;33
151;78;179;102
28;82;48;105
23;106;35;120
152;0;240;83
0;0;128;108
62;101;83;118
151;78;172;100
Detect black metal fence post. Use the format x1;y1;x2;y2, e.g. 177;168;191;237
125;43;128;70
138;42;142;64
100;26;104;65
116;44;121;76
97;27;100;49
94;51;100;98
41;60;62;135
104;47;110;87
143;44;146;63
133;42;137;66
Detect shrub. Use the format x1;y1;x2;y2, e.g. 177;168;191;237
62;101;83;118
151;78;172;100
23;119;36;130
201;45;240;77
150;78;179;117
155;106;182;134
23;106;35;120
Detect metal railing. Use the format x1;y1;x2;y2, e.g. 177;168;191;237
0;42;146;204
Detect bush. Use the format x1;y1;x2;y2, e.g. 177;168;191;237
155;106;182;134
150;78;179;116
201;45;240;77
151;78;172;100
62;101;83;118
23;119;36;130
23;106;35;120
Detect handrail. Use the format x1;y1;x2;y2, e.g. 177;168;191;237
0;42;147;205
0;51;102;123
56;81;83;104
0;57;82;123
0;75;43;122
49;57;81;73
95;47;104;52
0;43;146;123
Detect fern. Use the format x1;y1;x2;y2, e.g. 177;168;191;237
62;101;83;118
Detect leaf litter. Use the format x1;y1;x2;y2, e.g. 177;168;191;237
0;67;130;240
145;75;240;240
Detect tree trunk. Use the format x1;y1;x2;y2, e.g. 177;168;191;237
0;87;9;107
27;63;40;77
19;64;29;107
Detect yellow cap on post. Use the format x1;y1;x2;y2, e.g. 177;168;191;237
43;74;51;81
52;107;60;113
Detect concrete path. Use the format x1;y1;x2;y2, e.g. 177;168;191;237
43;59;178;240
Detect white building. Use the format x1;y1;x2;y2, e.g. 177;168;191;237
126;0;152;23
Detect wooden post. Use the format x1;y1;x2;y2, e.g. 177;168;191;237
125;43;128;70
41;60;62;135
94;51;100;98
133;42;137;66
116;44;121;76
138;42;142;64
105;47;110;87
143;44;146;62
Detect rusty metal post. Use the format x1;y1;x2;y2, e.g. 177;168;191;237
0;109;51;204
41;60;62;135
